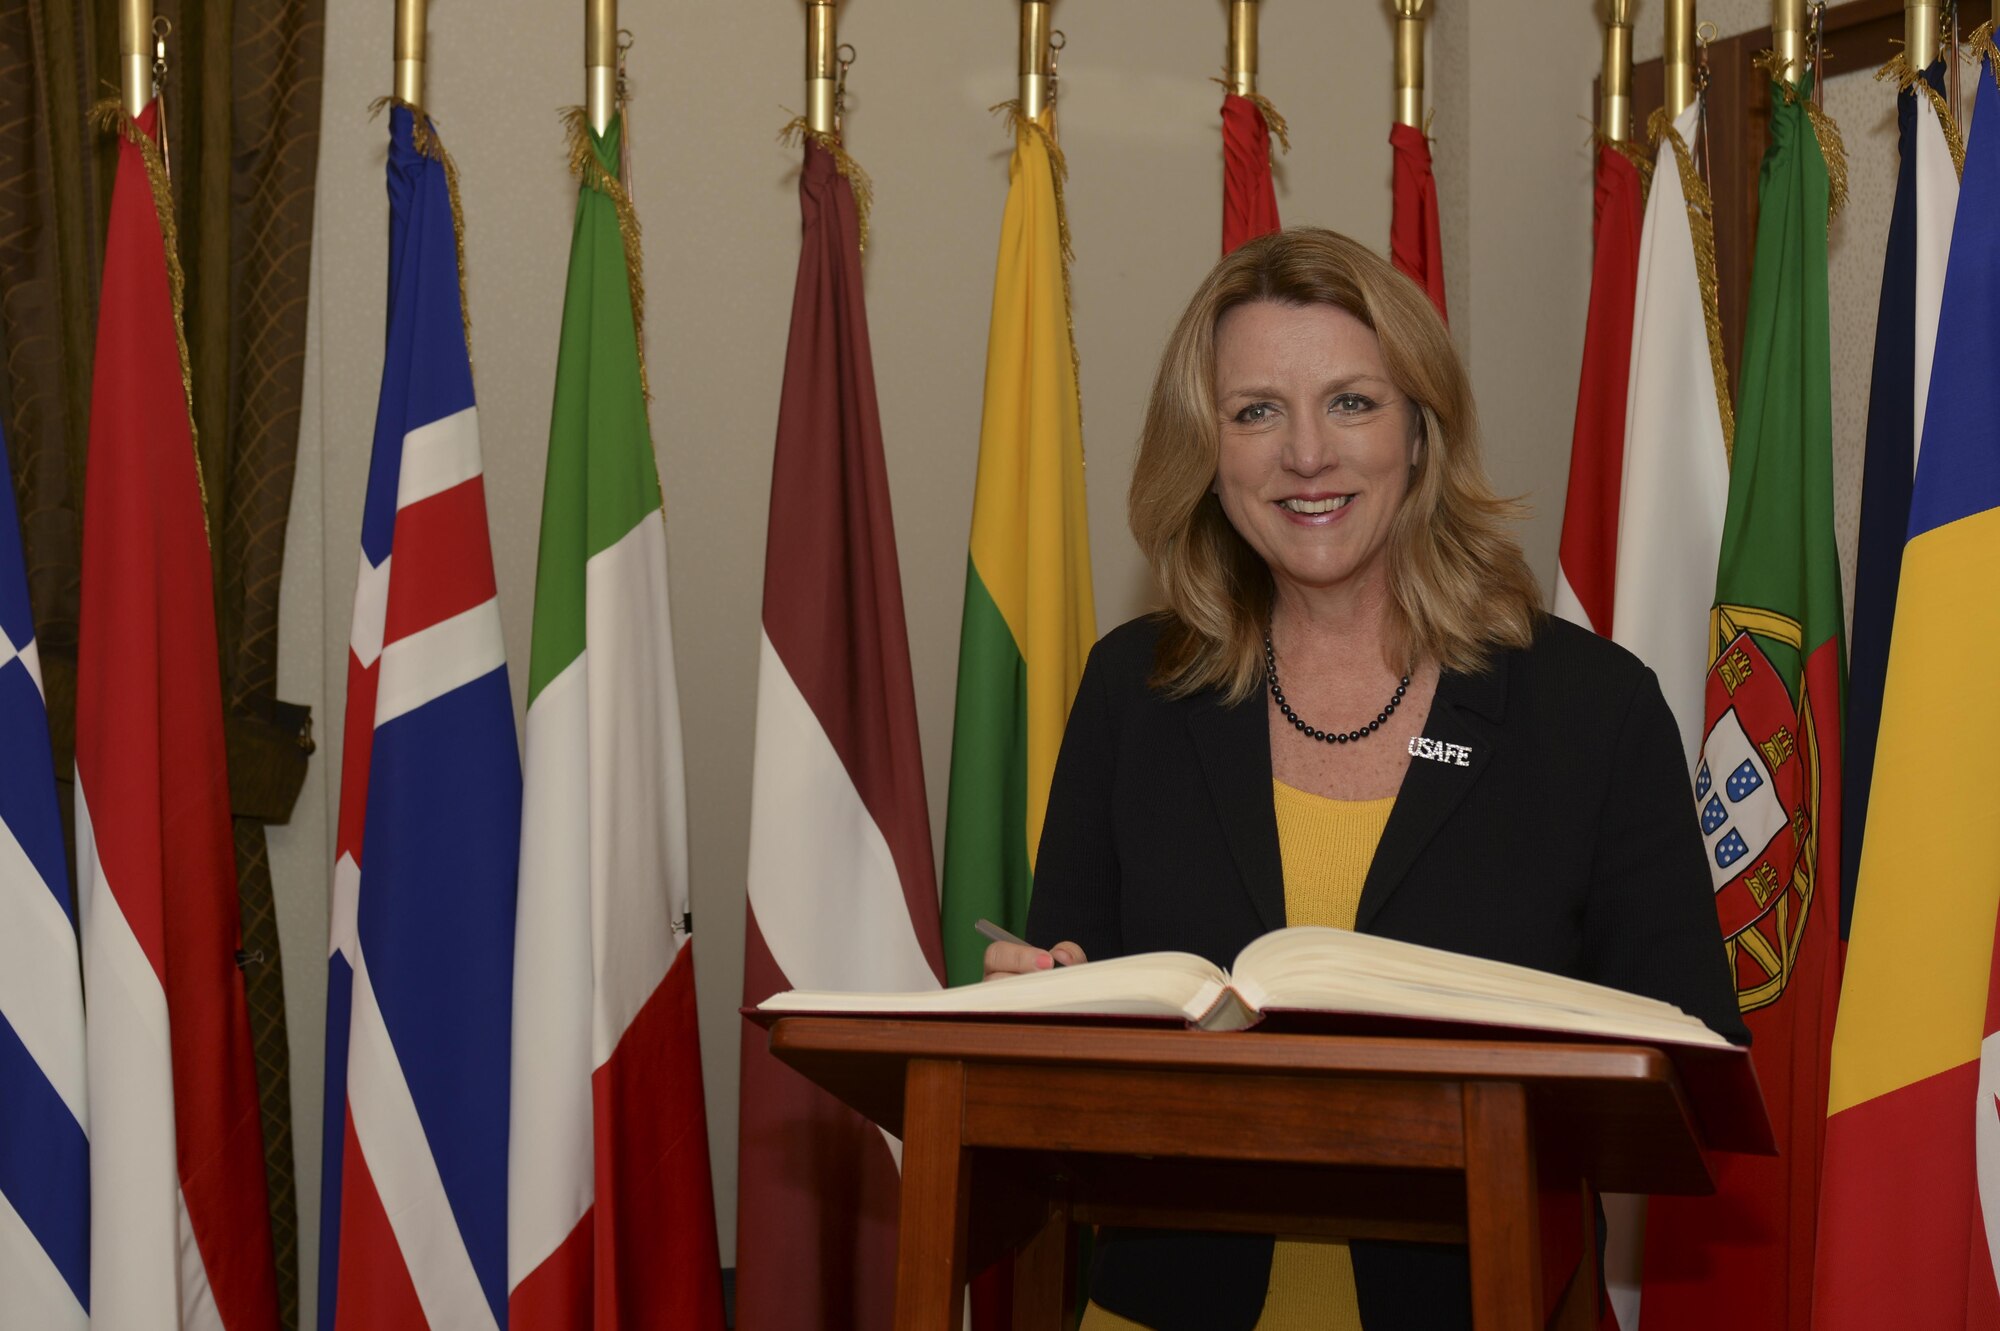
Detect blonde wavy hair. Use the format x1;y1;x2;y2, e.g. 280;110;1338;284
1131;227;1541;703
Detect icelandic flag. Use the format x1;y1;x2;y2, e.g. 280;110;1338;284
318;105;521;1331
0;416;87;1328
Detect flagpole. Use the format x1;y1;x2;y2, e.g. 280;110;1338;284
1907;0;1939;68
1228;0;1259;98
1601;0;1634;142
1393;0;1425;130
1021;0;1053;119
118;0;151;116
806;0;837;135
394;0;426;109
1772;0;1806;85
1664;0;1695;116
587;0;617;133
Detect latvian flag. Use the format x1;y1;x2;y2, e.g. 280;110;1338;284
76;101;278;1329
0;413;86;1327
736;135;947;1330
317;105;521;1331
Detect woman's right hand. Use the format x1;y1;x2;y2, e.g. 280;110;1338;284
982;940;1087;982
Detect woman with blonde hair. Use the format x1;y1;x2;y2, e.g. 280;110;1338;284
984;228;1744;1330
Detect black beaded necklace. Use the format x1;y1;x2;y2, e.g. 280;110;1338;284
1263;632;1409;745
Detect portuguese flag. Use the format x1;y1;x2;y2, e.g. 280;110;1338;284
940;104;1096;989
1641;75;1844;1331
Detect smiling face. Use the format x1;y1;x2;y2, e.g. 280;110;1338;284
1211;299;1419;608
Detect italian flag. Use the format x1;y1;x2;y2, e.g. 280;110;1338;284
941;105;1097;988
507;110;725;1330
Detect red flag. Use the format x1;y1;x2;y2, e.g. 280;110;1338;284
1554;144;1645;636
1222;92;1281;255
1390;121;1447;320
736;138;947;1331
76;102;280;1329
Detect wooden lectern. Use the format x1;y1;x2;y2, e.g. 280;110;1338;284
767;1016;1768;1331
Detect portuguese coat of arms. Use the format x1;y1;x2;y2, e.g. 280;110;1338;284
1697;607;1824;1013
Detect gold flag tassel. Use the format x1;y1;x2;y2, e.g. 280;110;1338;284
1596;130;1657;188
776;117;875;255
1648;104;1736;463
1875;51;1967;177
90;96;211;536
1210;77;1291;154
990;98;1083;433
1752;49;1850;225
1969;20;2000;97
563;104;653;404
368;95;474;367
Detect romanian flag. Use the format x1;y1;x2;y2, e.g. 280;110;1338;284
1643;74;1844;1331
940;104;1096;987
1816;50;2000;1326
76;101;279;1330
737;131;945;1330
507;109;724;1330
1221;91;1283;255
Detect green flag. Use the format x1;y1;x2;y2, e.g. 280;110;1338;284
1641;73;1844;1326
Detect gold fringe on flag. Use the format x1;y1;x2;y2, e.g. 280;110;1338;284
1754;51;1851;225
91;98;211;540
1877;52;1967;177
1649;105;1736;464
777;116;875;254
1969;21;2000;98
991;99;1084;434
369;96;475;368
1210;78;1291;153
563;105;652;403
1596;130;1656;192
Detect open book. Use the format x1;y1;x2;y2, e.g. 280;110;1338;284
756;925;1733;1050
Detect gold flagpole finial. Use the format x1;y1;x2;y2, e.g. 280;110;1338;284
1392;0;1427;130
1772;0;1807;86
1228;1;1260;98
1906;0;1940;69
394;0;427;109
1664;0;1696;117
118;0;152;117
1021;1;1055;120
587;0;617;133
806;1;838;136
1601;0;1634;142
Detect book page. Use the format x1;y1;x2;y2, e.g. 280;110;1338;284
758;950;1230;1023
1228;927;1730;1048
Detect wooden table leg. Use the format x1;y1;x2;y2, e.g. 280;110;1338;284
896;1058;972;1331
1462;1081;1541;1331
1011;1201;1071;1331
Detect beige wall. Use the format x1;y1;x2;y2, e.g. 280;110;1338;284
273;1;1607;1321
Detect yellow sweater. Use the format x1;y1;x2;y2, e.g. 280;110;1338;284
1081;781;1394;1331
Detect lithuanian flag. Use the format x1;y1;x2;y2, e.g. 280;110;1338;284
941;104;1096;988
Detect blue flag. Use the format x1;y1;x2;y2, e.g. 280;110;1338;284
317;106;521;1331
0;416;87;1326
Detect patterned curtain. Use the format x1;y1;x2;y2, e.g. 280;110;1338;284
0;4;326;1325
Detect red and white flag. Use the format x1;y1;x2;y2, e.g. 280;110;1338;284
735;137;947;1330
76;100;280;1331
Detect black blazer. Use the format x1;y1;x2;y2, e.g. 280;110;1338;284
1025;613;1747;1331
